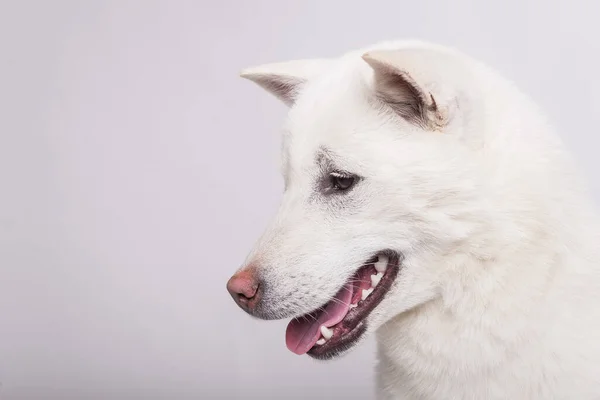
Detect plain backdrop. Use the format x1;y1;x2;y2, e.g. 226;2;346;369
1;1;600;399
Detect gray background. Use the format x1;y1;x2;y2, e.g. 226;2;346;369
1;1;599;399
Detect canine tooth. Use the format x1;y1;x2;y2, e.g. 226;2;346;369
349;303;357;309
320;325;333;340
362;288;374;301
371;272;383;288
316;338;326;345
374;255;388;273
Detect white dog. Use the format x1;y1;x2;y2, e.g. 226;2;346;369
226;40;600;399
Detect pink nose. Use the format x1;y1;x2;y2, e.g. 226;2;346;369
226;269;261;311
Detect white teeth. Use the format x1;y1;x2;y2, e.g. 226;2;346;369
349;303;358;309
316;338;326;345
320;325;333;340
362;288;374;301
371;272;383;288
374;255;388;273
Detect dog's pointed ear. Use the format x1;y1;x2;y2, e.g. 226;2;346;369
240;59;329;106
362;50;448;130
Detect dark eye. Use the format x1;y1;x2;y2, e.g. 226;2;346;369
330;172;356;192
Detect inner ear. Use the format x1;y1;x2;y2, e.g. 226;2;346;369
374;65;429;119
240;72;306;107
362;51;447;130
240;59;330;107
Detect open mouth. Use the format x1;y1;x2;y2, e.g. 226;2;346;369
285;250;401;360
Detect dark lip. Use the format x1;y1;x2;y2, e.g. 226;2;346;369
307;250;402;360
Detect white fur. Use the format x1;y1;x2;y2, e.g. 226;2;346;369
238;40;600;399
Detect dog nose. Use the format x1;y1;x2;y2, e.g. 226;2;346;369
227;269;261;311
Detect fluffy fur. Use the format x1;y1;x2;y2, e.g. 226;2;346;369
236;40;600;399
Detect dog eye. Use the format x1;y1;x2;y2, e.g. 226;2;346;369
330;172;356;191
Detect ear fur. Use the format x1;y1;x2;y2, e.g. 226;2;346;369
362;50;448;130
240;59;330;106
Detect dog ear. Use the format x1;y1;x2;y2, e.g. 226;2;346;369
240;59;330;106
362;50;448;130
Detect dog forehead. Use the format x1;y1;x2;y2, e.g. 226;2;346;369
282;66;376;164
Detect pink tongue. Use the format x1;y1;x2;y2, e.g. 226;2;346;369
285;283;353;355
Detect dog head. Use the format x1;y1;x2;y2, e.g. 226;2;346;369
227;41;490;359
